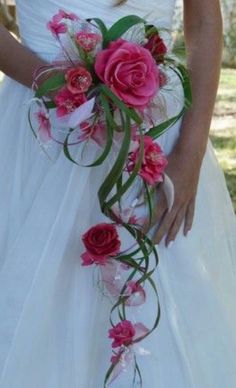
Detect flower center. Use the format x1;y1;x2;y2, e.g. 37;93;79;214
148;151;160;162
64;100;76;112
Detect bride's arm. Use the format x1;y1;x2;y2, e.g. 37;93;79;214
152;0;223;246
177;0;223;160
0;24;45;87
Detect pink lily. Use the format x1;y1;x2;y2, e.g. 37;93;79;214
47;20;67;36
35;110;51;143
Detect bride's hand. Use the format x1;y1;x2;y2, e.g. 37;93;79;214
149;143;203;247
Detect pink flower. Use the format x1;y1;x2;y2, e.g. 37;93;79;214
52;9;79;23
76;31;102;52
54;87;87;117
127;135;168;185
35;110;51;143
65;66;92;94
108;320;136;348
81;251;107;266
159;70;167;88
47;20;67;36
109;347;135;383
110;348;124;364
81;223;121;266
144;33;167;62
128;215;141;225
125;281;146;306
95;39;159;109
79;121;91;140
126;281;143;294
79;121;106;146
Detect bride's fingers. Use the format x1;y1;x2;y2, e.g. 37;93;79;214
184;198;196;236
152;207;178;245
165;207;186;247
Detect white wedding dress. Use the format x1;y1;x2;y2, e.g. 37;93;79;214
0;0;236;387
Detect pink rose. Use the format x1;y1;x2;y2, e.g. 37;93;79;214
109;321;149;349
65;66;92;94
95;39;159;109
35;110;51;143
144;33;167;62
108;320;136;348
127;135;168;185
54;87;87;117
47;20;67;36
81;223;121;266
76;32;102;52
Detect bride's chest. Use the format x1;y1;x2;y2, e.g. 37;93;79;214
15;0;176;28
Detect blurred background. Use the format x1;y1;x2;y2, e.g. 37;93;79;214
0;0;235;210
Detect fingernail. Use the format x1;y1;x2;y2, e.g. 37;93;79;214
184;229;190;237
167;240;174;248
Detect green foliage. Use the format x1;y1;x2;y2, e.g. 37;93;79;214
222;0;236;67
210;68;236;211
173;0;236;68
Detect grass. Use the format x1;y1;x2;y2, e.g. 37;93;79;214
210;68;236;210
0;68;235;209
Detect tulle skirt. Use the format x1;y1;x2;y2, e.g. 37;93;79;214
0;74;236;388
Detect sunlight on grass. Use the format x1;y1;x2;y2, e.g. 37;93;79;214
210;68;236;210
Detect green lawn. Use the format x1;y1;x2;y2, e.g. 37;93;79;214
210;68;236;210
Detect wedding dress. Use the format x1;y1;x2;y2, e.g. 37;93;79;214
0;0;236;387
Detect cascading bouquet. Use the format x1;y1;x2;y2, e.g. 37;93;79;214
28;9;191;387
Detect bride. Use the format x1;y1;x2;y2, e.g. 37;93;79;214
0;0;236;387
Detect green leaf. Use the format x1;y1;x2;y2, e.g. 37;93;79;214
92;18;108;41
165;59;192;109
146;108;185;139
85;94;114;167
144;181;154;228
98;112;131;211
134;357;143;387
28;107;38;140
175;63;192;109
103;362;116;388
145;24;159;37
104;15;145;46
117;256;145;272
101;85;142;124
44;101;57;109
147;61;192;139
115;244;145;261
35;73;66;98
105;132;144;208
116;175;123;199
63;129;80;165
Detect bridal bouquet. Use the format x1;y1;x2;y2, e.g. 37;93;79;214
29;9;191;387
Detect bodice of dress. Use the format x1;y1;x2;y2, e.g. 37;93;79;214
15;0;177;58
